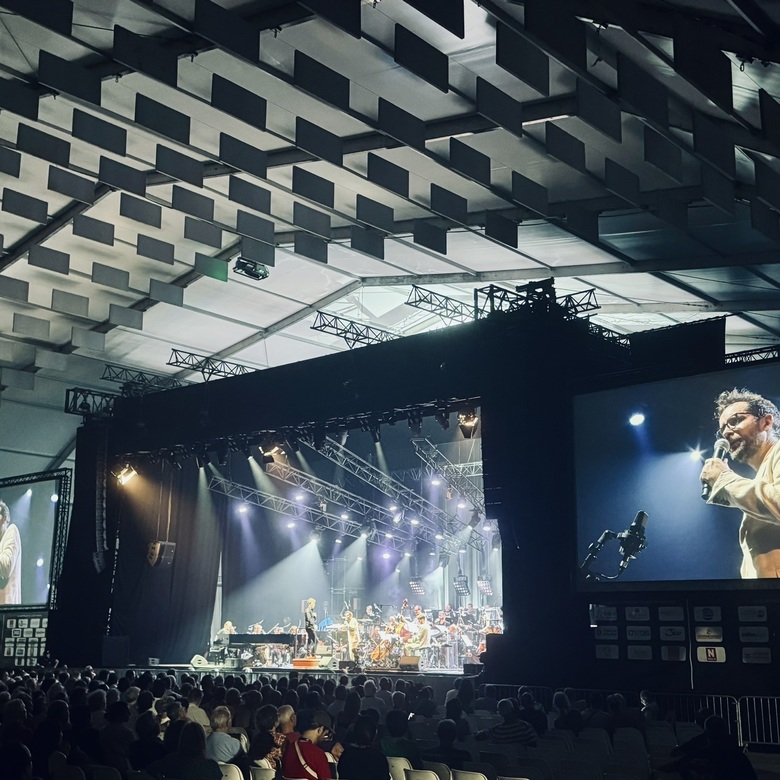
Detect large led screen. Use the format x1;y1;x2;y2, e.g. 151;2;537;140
0;471;68;607
574;362;780;588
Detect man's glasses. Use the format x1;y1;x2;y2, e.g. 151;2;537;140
718;412;756;437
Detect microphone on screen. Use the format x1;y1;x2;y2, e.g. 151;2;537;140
701;437;731;500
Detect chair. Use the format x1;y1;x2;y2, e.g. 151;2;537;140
49;752;68;776
250;768;277;780
422;760;452;780
454;768;493;780
560;758;602;780
501;756;553;780
218;763;244;780
580;727;613;754
460;762;497;780
389;756;413;780
324;752;338;779
405;769;440;780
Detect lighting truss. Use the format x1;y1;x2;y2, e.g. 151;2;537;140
725;345;780;365
64;387;118;419
412;438;485;514
555;288;600;318
265;461;401;536
304;437;483;552
405;285;474;325
166;349;252;380
311;311;397;349
207;476;411;552
101;364;184;396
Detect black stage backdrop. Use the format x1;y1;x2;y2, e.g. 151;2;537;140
109;463;224;664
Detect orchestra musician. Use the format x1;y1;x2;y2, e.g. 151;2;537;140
304;598;318;656
343;610;360;663
213;620;236;660
405;613;432;667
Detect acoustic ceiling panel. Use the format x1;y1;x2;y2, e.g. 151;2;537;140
351;225;384;259
430;184;467;225
413;221;447;254
34;350;69;371
693;112;735;179
2;0;72;35
156;145;204;188
617;53;669;128
294;52;350;111
71;327;105;351
496;23;549;96
28;245;69;274
294;231;328;263
52;289;89;317
701;165;735;215
193;0;260;61
356;195;394;234
545;122;586;173
137;234;175;264
114;25;178;86
73;215;115;245
754;161;780;223
17;124;70;168
394;25;449;93
405;0;464;38
184;216;221;248
236;211;274;244
171;185;214;221
657;192;687;231
108;304;143;330
219;134;267;178
121;194;161;227
604;158;641;207
674;18;733;112
292;167;334;208
92;262;129;290
211;75;267;130
484;211;517;249
378;99;426;151
300;0;361;38
149;279;184;306
644;127;683;182
367;153;409;198
99;157;146;196
13;313;50;340
759;90;780;149
750;198;780;241
293;202;331;239
511;171;548;215
229;176;272;214
72;110;127;155
566;203;598;242
0;78;39;120
241;236;275;266
524;0;586;71
296;118;343;166
476;78;523;139
195;252;229;282
2;188;49;224
0;277;28;303
135;94;190;145
449;138;491;186
48;166;96;204
0;147;20;177
38;50;101;106
576;80;622;143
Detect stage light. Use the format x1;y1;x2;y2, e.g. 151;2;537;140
435;533;444;540
287;521;296;528
477;575;493;596
112;465;137;486
458;545;467;554
438;552;450;569
389;505;398;512
340;512;350;520
382;552;390;559
25;489;32;497
483;522;492;531
629;412;645;426
238;504;248;514
410;576;425;595
166;451;182;469
408;409;423;435
392;512;402;524
491;534;501;551
385;533;393;539
233;256;270;281
310;527;322;544
429;550;436;556
404;551;412;557
195;451;210;469
395;567;401;573
295;493;305;502
457;499;467;509
468;511;480;529
431;476;442;486
434;408;450;430
36;558;44;568
360;530;368;539
454;573;470;595
335;538;343;544
458;410;479;438
410;518;420;526
357;556;364;561
690;449;703;461
215;441;229;466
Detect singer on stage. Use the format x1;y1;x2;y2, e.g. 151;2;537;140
304;597;318;656
700;389;780;578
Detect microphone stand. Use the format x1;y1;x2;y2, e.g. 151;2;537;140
580;513;648;581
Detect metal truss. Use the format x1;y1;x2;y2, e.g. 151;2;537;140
446;461;483;477
167;349;252;380
304;436;483;552
584;320;632;351
725;345;780;364
311;312;397;349
406;285;474;325
207;476;411;553
412;439;485;514
102;364;185;396
64;387;118;419
556;289;600;318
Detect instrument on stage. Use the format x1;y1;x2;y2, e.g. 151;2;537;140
229;633;295;646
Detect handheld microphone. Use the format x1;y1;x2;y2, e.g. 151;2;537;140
701;437;730;500
618;511;648;571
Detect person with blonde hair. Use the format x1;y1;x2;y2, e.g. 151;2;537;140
205;705;241;762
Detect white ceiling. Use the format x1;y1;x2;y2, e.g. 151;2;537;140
2;0;780;441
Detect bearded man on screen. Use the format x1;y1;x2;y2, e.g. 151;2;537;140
0;500;21;603
700;389;780;578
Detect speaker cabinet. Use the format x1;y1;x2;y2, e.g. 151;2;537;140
190;654;209;668
398;655;420;671
147;540;176;566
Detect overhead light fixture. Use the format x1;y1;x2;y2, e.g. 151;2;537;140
233;256;270;281
434;407;450;430
215;441;229;467
454;573;470;596
165;452;182;470
195;451;210;469
477;575;493;596
112;464;137;485
438;552;450;569
458;410;479;438
468;510;480;529
310;527;322;544
491;533;501;552
407;409;423;436
410;576;425;595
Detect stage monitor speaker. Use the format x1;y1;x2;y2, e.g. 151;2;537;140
399;655;420;671
147;540;176;566
190;654;209;668
318;656;338;670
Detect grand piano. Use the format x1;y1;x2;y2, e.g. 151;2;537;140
229;633;295;647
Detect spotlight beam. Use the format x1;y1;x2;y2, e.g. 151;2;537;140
412;438;485;515
304;437;483;553
208;476;412;552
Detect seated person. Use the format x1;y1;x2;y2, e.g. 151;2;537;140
205;705;242;762
381;709;423;769
281;709;332;780
129;711;167;770
421;719;472;770
337;715;389;780
518;692;547;738
147;721;221;780
552;691;583;736
475;698;537;747
248;704;286;766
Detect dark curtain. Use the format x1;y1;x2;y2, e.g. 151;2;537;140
110;463;223;663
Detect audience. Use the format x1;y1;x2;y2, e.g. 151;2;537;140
422;719;472;770
517;692;546;737
337;714;389;780
147;721;221;780
281;709;331;780
552;691;584;736
381;709;423;769
205;705;242;762
476;698;537;747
